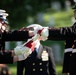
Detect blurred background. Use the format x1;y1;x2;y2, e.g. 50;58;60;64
0;0;75;75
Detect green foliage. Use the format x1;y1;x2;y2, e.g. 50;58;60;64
0;0;66;28
0;0;51;28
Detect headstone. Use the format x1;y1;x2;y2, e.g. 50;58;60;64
51;1;61;11
51;44;61;63
16;41;23;46
65;0;71;11
5;42;10;50
36;12;44;24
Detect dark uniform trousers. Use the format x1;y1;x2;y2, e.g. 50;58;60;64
23;45;57;75
17;60;25;75
0;30;30;64
69;40;76;75
62;39;74;73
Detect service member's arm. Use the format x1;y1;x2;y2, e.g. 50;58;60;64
0;50;28;64
0;50;19;64
0;51;13;64
3;30;34;41
48;25;76;40
25;24;76;41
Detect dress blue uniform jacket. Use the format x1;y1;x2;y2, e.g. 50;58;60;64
23;44;57;75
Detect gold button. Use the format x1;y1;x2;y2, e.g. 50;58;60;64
33;69;35;71
39;63;42;65
40;69;42;71
33;63;35;65
0;67;1;71
3;70;6;74
70;54;72;56
72;45;74;48
74;40;76;42
64;43;66;45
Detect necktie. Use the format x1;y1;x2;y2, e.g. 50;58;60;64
32;48;37;56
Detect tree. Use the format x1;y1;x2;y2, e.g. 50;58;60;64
0;0;65;28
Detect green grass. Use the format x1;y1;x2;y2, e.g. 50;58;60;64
56;64;67;75
8;63;17;75
56;65;63;75
8;63;67;75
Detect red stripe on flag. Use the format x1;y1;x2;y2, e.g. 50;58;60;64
24;40;36;51
24;40;33;48
37;28;44;34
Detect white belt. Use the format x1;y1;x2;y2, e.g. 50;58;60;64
64;48;72;53
72;49;76;53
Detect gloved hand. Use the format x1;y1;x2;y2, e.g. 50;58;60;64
27;24;43;35
27;24;49;41
17;55;27;61
14;34;40;59
40;27;49;41
14;44;32;59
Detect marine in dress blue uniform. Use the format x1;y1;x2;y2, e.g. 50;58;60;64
47;5;76;75
62;22;76;74
0;10;32;64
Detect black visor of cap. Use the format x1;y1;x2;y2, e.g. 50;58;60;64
3;19;8;24
0;16;8;24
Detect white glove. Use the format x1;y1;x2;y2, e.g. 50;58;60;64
14;34;40;59
27;24;43;35
18;55;26;61
14;45;32;58
27;24;49;41
40;27;49;41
